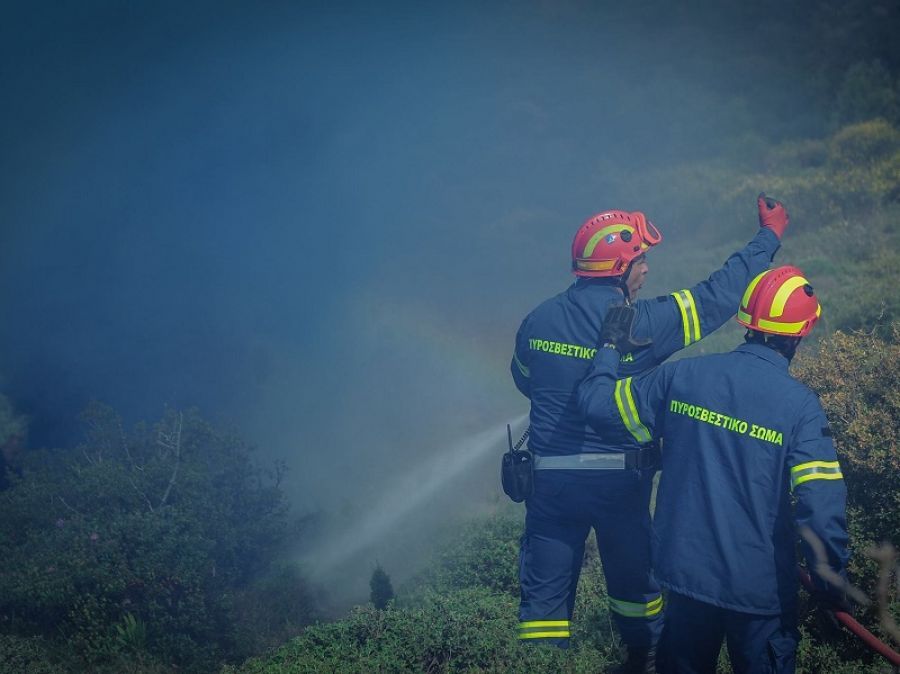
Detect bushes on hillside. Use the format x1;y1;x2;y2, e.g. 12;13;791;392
595;119;900;259
412;511;523;596
0;394;27;490
832;61;900;129
794;326;900;583
0;405;315;673
369;564;395;610
231;511;623;674
0;394;27;448
228;588;609;674
0;634;67;674
734;119;900;230
793;325;900;668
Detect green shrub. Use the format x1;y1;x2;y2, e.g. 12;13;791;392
0;634;66;674
370;564;395;610
792;326;900;668
794;326;900;565
795;625;889;674
228;586;621;674
832;61;900;129
0;394;27;448
230;562;322;658
232;508;626;673
0;405;308;673
411;511;524;597
828;119;900;168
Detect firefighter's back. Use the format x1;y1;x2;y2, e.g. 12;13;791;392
654;343;813;613
521;282;623;456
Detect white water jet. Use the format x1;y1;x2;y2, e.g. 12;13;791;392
305;413;528;575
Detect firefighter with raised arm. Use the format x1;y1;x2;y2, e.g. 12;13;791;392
510;196;788;672
577;267;849;673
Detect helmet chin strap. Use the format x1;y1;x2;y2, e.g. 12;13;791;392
620;262;634;304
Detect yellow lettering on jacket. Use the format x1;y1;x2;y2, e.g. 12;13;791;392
669;399;782;445
528;338;597;361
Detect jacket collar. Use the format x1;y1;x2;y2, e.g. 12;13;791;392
567;278;625;301
734;342;790;371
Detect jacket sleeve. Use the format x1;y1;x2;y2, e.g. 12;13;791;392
577;346;674;446
510;317;532;398
788;394;850;595
630;228;781;367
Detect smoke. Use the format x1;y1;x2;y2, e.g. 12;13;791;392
0;0;837;604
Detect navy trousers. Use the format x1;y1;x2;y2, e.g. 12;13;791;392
658;592;799;674
518;469;663;649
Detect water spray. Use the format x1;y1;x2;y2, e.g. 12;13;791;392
304;413;528;576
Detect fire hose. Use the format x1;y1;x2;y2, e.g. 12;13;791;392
798;567;900;667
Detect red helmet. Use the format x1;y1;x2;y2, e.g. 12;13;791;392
571;210;662;277
736;266;821;337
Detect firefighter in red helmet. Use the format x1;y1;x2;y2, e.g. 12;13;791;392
511;196;788;673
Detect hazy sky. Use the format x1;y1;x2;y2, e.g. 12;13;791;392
0;0;830;595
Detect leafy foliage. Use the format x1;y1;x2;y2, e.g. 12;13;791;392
0;394;27;447
791;326;900;669
0;634;67;674
229;511;622;674
794;327;900;583
0;405;315;673
230;562;322;658
411;510;523;597
832;61;900;128
0;394;27;490
369;563;395;610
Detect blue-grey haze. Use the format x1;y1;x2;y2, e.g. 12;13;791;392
0;0;847;600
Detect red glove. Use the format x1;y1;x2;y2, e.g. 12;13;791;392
758;193;789;239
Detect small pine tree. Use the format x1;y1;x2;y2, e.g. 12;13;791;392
369;563;394;610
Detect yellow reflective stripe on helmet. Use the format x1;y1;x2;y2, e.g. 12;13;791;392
671;290;701;346
756;317;808;335
770;275;810;317
608;595;663;618
518;619;571;639
513;353;530;378
576;259;616;271
741;270;768;310
615;378;651;443
582;224;634;257
790;460;843;490
737;309;752;324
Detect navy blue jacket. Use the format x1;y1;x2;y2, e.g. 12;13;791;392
577;343;849;614
511;229;780;457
